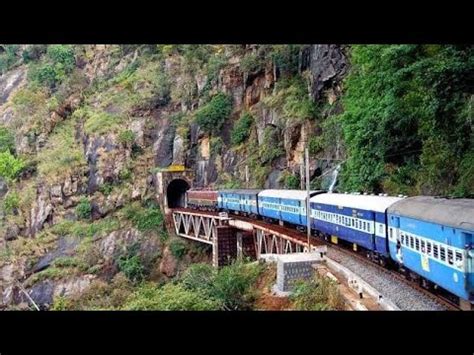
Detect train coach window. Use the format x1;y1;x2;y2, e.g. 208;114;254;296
410;236;414;249
352;219;355;227
421;240;425;253
415;238;420;251
401;234;405;245
440;247;446;262
379;224;383;235
427;242;432;255
455;251;463;266
433;245;439;259
448;249;454;265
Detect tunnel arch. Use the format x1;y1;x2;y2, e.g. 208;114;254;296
166;178;191;208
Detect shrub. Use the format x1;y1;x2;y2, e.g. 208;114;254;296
28;45;75;89
117;244;145;283
3;191;20;214
123;202;164;232
283;173;300;189
240;52;264;74
195;92;232;134
0;45;19;73
180;263;216;294
210;262;263;310
118;129;136;146
169;239;187;259
0;151;25;182
259;126;284;164
290;275;345;310
46;45;76;71
231;112;253;146
76;197;92;220
0;126;15;154
122;283;221;311
22;45;47;63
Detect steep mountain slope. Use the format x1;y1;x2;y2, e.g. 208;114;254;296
0;44;472;309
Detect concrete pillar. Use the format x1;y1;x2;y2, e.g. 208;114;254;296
214;226;238;268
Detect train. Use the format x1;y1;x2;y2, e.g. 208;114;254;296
185;188;474;307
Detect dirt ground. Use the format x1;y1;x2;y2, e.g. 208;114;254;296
253;265;292;310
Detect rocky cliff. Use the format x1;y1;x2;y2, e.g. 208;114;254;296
0;44;348;309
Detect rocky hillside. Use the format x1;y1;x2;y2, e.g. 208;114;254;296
0;44;472;309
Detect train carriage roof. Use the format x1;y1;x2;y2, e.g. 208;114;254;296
219;189;263;195
310;193;403;213
258;189;323;201
388;196;474;231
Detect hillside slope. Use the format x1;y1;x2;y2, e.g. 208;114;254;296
0;44;472;309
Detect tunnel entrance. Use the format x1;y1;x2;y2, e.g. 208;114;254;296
167;179;190;208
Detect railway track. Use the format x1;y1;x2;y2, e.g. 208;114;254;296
322;238;460;311
175;208;461;310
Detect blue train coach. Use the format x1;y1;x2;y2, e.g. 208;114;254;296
218;189;262;216
258;189;322;227
310;193;403;257
387;197;474;304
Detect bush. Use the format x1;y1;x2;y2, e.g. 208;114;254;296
3;191;20;214
0;45;19;73
0;126;15;154
22;45;47;63
283;173;300;189
195;92;232;134
122;283;221;311
180;263;216;294
28;45;75;89
259;126;284;164
210;262;262;310
169;239;187;259
76;197;92;220
117;244;145;283
240;52;264;74
46;45;76;71
123;202;164;232
0;151;25;182
290;275;345;310
118;129;136;146
231;112;253;146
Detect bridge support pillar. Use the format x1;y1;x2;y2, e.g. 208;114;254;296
214;226;238;268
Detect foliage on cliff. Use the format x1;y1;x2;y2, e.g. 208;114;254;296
338;45;474;196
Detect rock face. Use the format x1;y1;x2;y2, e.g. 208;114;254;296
159;246;177;278
308;45;348;101
0;66;26;105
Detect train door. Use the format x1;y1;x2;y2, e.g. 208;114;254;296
390;216;403;263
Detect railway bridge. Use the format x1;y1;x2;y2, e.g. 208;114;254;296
155;164;325;267
171;208;325;268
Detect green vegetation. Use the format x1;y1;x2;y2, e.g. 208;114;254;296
259;126;284;164
50;217;120;239
117;243;146;283
76;197;92;220
263;76;317;122
339;45;474;196
2;191;20;214
122;201;165;233
118;129;136;146
281;172;300;189
0;126;15;154
36;121;86;182
0;45;20;74
195;92;233;134
169;238;187;259
231;112;253;146
0;151;25;182
180;261;263;310
123;283;221;311
28;45;75;89
290;274;345;310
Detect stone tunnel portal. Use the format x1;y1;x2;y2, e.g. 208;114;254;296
166;179;190;208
